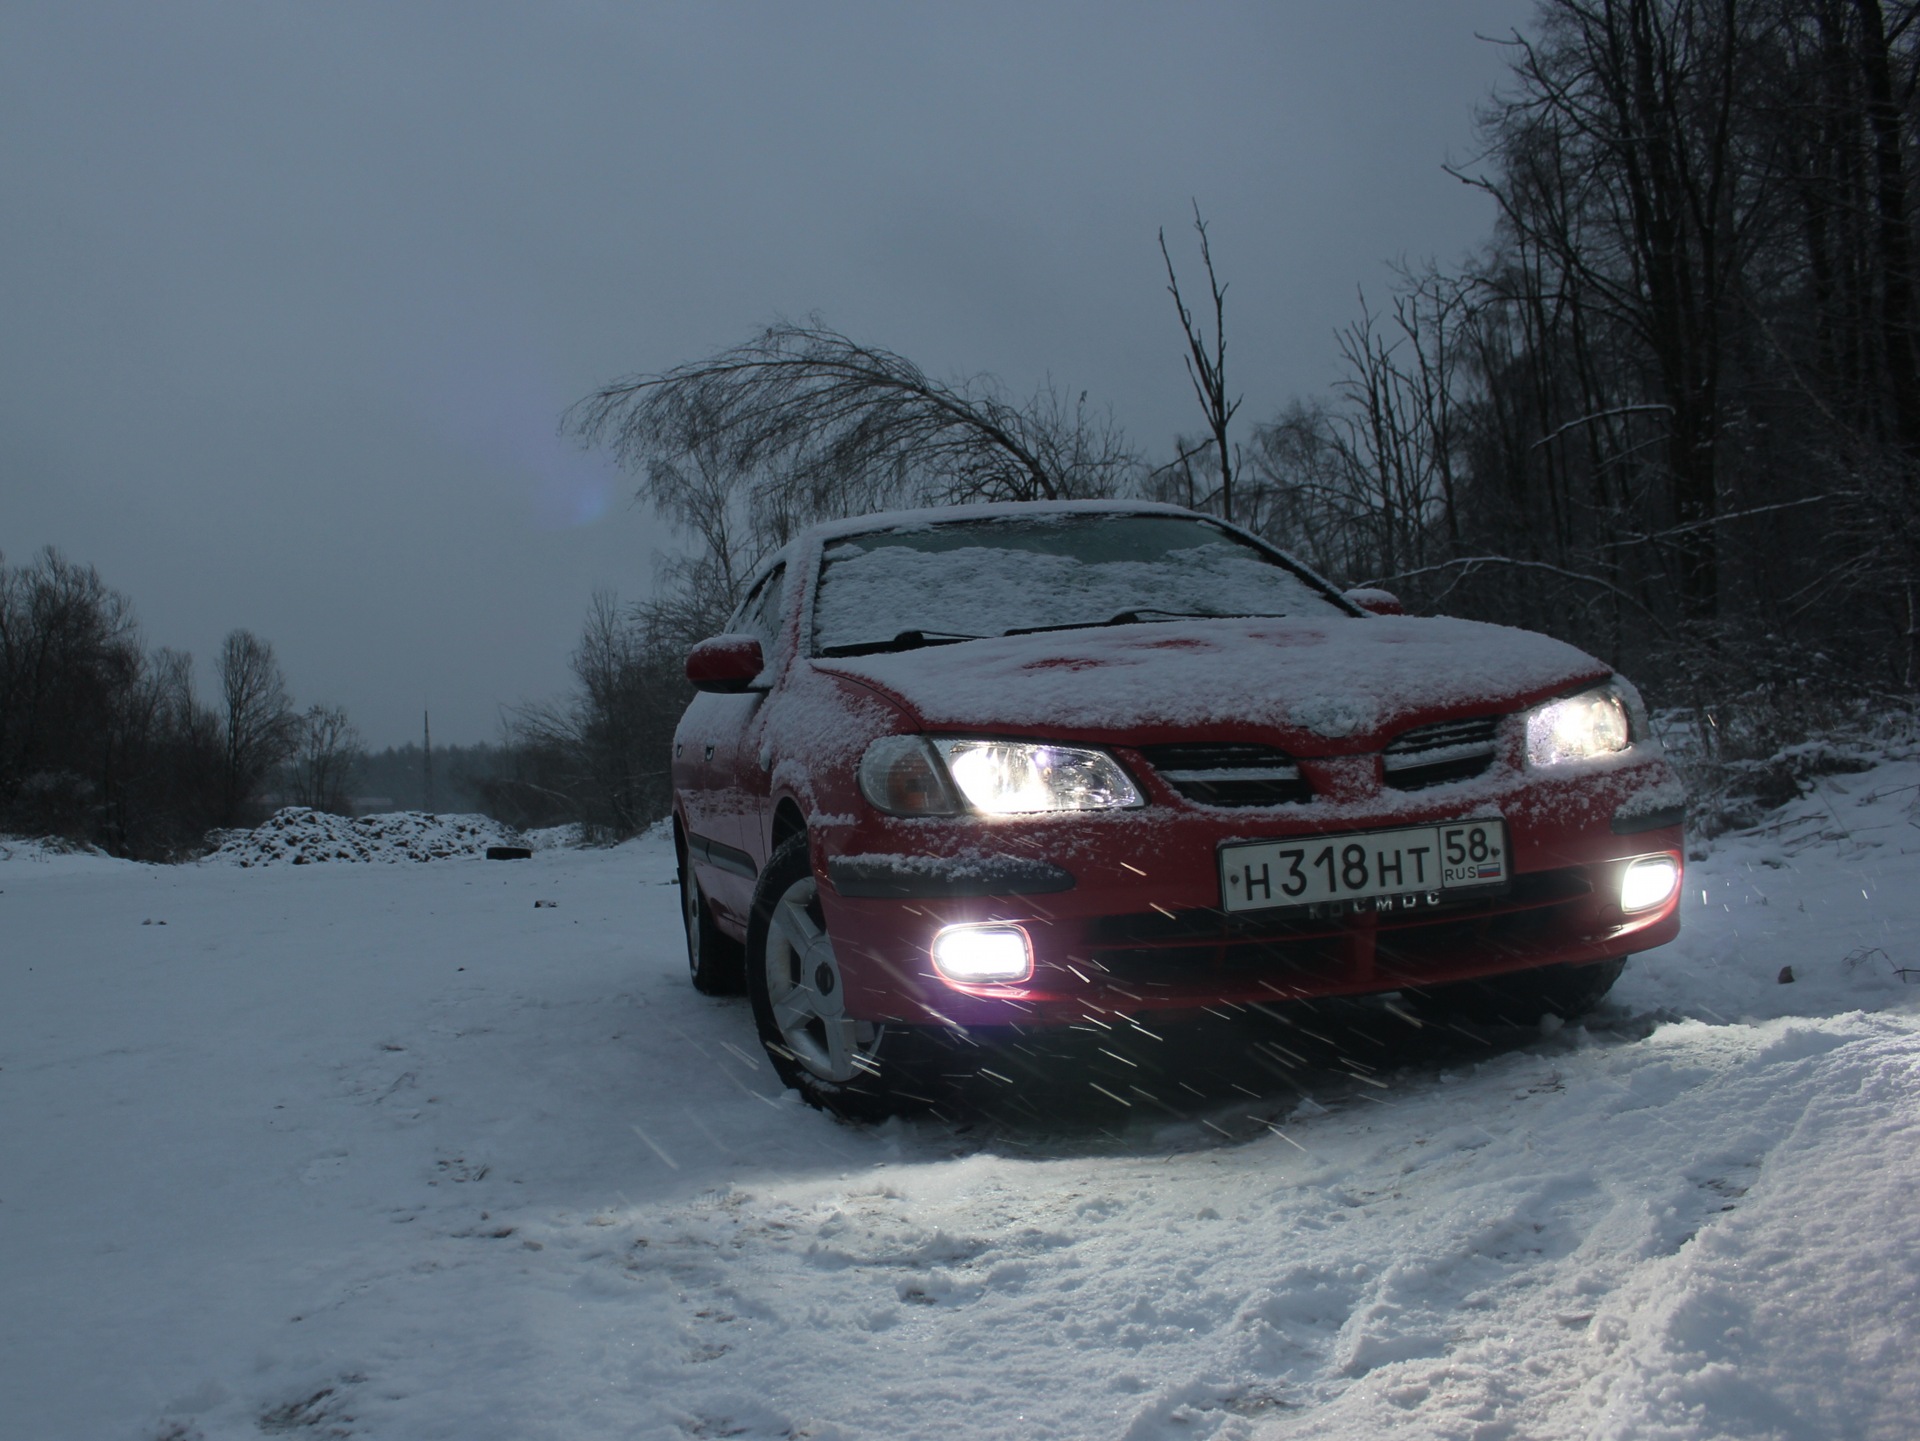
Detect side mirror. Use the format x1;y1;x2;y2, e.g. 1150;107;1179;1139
1344;587;1406;617
685;634;765;693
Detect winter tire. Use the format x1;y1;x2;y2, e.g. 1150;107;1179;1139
679;839;744;995
746;834;937;1119
1403;957;1627;1027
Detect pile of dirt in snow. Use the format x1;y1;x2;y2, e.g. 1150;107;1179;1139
206;809;522;866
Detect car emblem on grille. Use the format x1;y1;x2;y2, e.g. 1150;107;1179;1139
1287;694;1377;739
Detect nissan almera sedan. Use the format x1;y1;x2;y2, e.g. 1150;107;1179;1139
672;500;1684;1115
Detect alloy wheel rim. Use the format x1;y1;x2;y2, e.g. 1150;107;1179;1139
762;873;875;1083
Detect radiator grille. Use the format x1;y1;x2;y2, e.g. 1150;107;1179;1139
1136;742;1312;807
1382;716;1502;790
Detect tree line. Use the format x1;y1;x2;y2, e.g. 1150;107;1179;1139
539;0;1920;837
27;2;1907;850
0;549;363;858
1231;0;1920;736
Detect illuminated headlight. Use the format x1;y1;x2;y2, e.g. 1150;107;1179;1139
1621;854;1681;912
933;739;1143;815
1526;684;1632;766
931;923;1033;984
857;735;1142;816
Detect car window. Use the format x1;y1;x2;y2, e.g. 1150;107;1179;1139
812;514;1343;655
731;565;786;653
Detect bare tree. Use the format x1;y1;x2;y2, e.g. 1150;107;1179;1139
1315;278;1474;580
1450;0;1787;620
569;320;1139;621
105;646;223;857
1222;0;1920;753
1235;400;1365;575
492;591;686;838
216;629;297;826
287;704;363;814
0;548;142;839
1160;205;1242;522
0;552;241;856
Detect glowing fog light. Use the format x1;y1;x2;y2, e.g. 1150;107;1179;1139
930;924;1033;984
1621;855;1681;912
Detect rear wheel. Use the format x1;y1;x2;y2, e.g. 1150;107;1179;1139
679;840;744;995
746;834;938;1119
1403;957;1626;1027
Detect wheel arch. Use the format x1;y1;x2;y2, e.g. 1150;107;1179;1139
771;798;808;854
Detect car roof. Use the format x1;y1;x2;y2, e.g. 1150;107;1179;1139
803;498;1199;547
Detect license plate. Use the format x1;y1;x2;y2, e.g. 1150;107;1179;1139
1219;820;1508;914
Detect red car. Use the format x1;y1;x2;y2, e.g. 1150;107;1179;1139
673;501;1683;1115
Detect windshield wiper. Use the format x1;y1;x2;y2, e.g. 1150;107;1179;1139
1003;608;1281;637
818;629;986;657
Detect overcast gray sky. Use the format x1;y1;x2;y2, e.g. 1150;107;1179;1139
2;1;1535;748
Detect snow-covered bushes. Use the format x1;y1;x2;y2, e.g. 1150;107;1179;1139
1657;693;1915;843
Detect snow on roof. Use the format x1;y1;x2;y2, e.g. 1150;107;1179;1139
799;497;1198;546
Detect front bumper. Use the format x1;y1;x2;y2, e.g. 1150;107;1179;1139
813;759;1684;1026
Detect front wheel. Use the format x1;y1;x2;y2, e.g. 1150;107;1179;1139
746;834;938;1119
1402;957;1627;1027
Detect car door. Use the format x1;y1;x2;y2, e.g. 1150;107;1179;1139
690;564;787;921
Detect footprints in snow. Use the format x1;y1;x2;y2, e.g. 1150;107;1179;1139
256;1381;356;1435
610;1188;1020;1364
149;1374;364;1441
1662;1160;1762;1252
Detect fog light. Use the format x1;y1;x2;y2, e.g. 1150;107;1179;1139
1621;855;1681;912
930;924;1033;984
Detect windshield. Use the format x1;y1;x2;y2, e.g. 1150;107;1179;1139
812;513;1345;656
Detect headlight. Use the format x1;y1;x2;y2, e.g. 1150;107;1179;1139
1526;683;1632;766
856;736;1142;816
934;739;1143;814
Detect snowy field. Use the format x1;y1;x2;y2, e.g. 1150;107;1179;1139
4;768;1920;1441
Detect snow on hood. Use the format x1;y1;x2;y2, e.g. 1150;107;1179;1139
815;614;1610;747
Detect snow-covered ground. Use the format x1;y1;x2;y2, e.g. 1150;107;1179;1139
4;764;1919;1441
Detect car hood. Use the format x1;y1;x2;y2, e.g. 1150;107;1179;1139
813;614;1610;750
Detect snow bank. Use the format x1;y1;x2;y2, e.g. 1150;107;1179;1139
522;822;588;851
0;834;138;876
205;807;520;866
0;834;109;863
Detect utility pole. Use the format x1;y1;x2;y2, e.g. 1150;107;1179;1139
423;709;435;814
